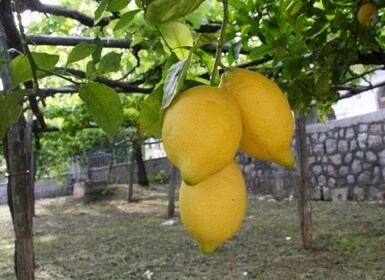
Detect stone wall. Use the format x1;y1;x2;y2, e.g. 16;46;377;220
240;109;385;201
88;157;175;184
0;176;73;205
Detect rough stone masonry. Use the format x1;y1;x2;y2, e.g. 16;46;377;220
238;109;385;201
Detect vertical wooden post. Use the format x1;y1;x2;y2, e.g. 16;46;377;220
127;142;135;202
1;9;35;278
4;120;35;280
295;111;312;250
167;165;179;218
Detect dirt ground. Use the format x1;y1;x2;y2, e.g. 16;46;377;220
1;184;385;280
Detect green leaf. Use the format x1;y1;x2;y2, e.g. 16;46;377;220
86;61;97;80
97;52;122;75
33;52;59;74
78;82;123;138
162;55;191;109
9;55;30;89
9;52;59;90
315;73;330;99
0;90;25;139
145;0;205;25
249;45;275;59
286;0;304;17
139;85;164;138
92;37;104;64
107;0;130;12
66;42;96;67
159;21;193;59
114;9;141;31
95;0;108;21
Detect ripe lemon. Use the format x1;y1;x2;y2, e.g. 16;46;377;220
161;85;242;185
357;3;377;27
220;68;295;167
179;161;247;254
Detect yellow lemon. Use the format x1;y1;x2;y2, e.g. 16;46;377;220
179;161;247;254
357;3;377;27
220;68;295;167
162;85;242;185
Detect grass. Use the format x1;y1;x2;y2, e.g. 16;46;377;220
1;184;385;280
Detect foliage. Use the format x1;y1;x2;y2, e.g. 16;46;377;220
148;169;169;183
1;0;385;173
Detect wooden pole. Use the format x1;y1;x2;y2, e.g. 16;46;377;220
167;165;179;218
1;5;36;277
295;110;312;250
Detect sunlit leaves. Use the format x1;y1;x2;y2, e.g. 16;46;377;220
66;42;96;67
78;82;123;138
0;90;25;139
95;0;131;21
114;9;141;31
97;52;122;75
145;0;205;25
9;52;59;90
159;21;193;59
138;85;164;138
162;56;191;108
94;0;108;21
107;0;131;12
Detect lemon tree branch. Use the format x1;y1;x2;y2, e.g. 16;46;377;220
210;0;228;86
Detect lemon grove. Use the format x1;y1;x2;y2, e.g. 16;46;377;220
161;68;295;254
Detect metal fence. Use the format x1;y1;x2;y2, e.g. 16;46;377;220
87;140;166;169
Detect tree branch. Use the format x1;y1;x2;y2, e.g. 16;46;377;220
0;0;47;129
357;51;385;66
337;79;385;101
26;34;132;48
20;0;94;27
57;68;155;93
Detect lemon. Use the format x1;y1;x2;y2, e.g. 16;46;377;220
161;85;242;185
179;161;247;254
220;68;295;167
357;3;377;27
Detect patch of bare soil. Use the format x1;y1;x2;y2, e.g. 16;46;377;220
1;184;385;280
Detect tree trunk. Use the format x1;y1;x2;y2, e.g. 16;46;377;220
127;145;135;202
295;110;312;250
107;140;115;186
1;12;35;278
4;119;35;280
167;166;179;218
133;139;149;186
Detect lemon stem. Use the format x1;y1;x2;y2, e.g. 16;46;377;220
210;0;228;86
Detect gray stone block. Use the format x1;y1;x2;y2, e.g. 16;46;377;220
357;133;368;149
331;187;348;202
351;160;362;174
338;139;349;153
365;151;378;162
325;139;337;153
368;135;383;150
369;123;382;134
346;127;355;139
353;186;365;201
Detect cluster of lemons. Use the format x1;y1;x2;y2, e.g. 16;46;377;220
161;68;295;254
